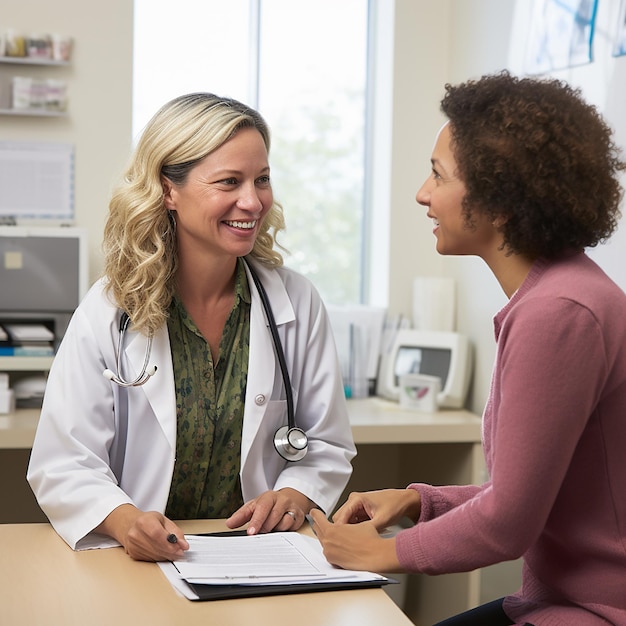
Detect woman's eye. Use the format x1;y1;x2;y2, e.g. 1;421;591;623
220;177;238;185
256;175;271;186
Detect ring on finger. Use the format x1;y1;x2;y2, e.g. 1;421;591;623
284;510;296;521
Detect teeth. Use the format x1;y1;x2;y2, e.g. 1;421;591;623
225;220;256;229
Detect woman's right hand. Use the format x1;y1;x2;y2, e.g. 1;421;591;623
331;488;421;531
95;504;189;561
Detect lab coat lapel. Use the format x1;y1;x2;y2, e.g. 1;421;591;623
246;260;294;326
241;261;296;464
124;323;176;447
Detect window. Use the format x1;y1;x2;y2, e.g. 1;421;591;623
133;0;370;305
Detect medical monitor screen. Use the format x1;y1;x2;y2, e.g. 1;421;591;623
0;235;80;312
393;346;451;388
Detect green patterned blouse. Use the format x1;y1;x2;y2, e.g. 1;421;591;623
164;259;250;519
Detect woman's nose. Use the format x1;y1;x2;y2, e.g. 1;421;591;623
415;177;431;207
237;183;264;211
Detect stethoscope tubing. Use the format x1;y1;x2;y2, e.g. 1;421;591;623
102;312;156;387
245;261;295;431
246;261;308;462
103;258;307;461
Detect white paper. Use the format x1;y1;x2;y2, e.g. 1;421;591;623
158;532;387;597
326;305;386;391
3;323;55;342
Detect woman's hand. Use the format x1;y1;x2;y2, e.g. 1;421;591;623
95;504;189;561
309;509;403;572
226;488;313;534
332;488;421;531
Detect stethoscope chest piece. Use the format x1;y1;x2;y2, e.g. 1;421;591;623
274;425;308;462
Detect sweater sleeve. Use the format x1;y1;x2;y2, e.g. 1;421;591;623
409;482;483;522
395;295;607;574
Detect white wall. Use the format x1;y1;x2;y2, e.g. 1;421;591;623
384;2;450;315
1;0;133;282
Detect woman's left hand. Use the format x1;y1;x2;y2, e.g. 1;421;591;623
226;488;311;534
308;508;403;573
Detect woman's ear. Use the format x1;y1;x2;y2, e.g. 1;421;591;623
493;214;509;229
161;176;175;210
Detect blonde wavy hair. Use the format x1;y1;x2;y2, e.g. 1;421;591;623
102;93;286;335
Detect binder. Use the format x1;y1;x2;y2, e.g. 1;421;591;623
188;575;393;601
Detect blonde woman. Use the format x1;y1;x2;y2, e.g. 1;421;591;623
28;93;355;562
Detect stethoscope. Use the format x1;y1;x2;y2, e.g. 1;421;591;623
103;314;157;387
102;260;308;462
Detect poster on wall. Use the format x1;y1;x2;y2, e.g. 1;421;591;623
524;0;599;74
0;141;74;222
614;0;626;56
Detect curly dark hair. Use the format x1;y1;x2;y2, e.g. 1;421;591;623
441;70;625;259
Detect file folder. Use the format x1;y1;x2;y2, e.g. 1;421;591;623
187;575;393;601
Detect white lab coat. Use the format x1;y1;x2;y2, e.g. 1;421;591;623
27;259;356;550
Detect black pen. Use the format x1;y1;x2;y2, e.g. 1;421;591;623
167;533;178;544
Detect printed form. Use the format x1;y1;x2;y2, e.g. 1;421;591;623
158;532;387;599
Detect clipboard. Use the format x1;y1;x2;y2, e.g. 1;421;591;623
178;530;395;602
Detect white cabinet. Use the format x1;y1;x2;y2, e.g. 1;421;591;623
0;227;87;431
0;355;52;437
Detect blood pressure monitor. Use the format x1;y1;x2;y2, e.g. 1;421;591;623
377;329;472;409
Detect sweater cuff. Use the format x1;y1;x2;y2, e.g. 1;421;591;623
395;524;433;573
407;482;450;523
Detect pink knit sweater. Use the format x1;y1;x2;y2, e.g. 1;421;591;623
395;253;626;625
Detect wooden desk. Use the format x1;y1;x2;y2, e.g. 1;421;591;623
0;408;39;449
1;397;484;624
0;519;412;626
0;397;483;457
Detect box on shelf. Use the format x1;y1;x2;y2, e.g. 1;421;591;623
11;76;67;112
14;375;46;408
0;323;55;356
0;388;16;414
1;30;72;62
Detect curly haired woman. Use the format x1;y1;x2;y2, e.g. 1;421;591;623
312;71;626;626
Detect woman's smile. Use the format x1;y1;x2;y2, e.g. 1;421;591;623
224;219;257;230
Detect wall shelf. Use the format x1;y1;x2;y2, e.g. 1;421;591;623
0;57;69;66
0;107;67;117
0;356;54;371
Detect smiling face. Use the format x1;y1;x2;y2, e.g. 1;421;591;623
416;123;501;259
162;127;273;263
